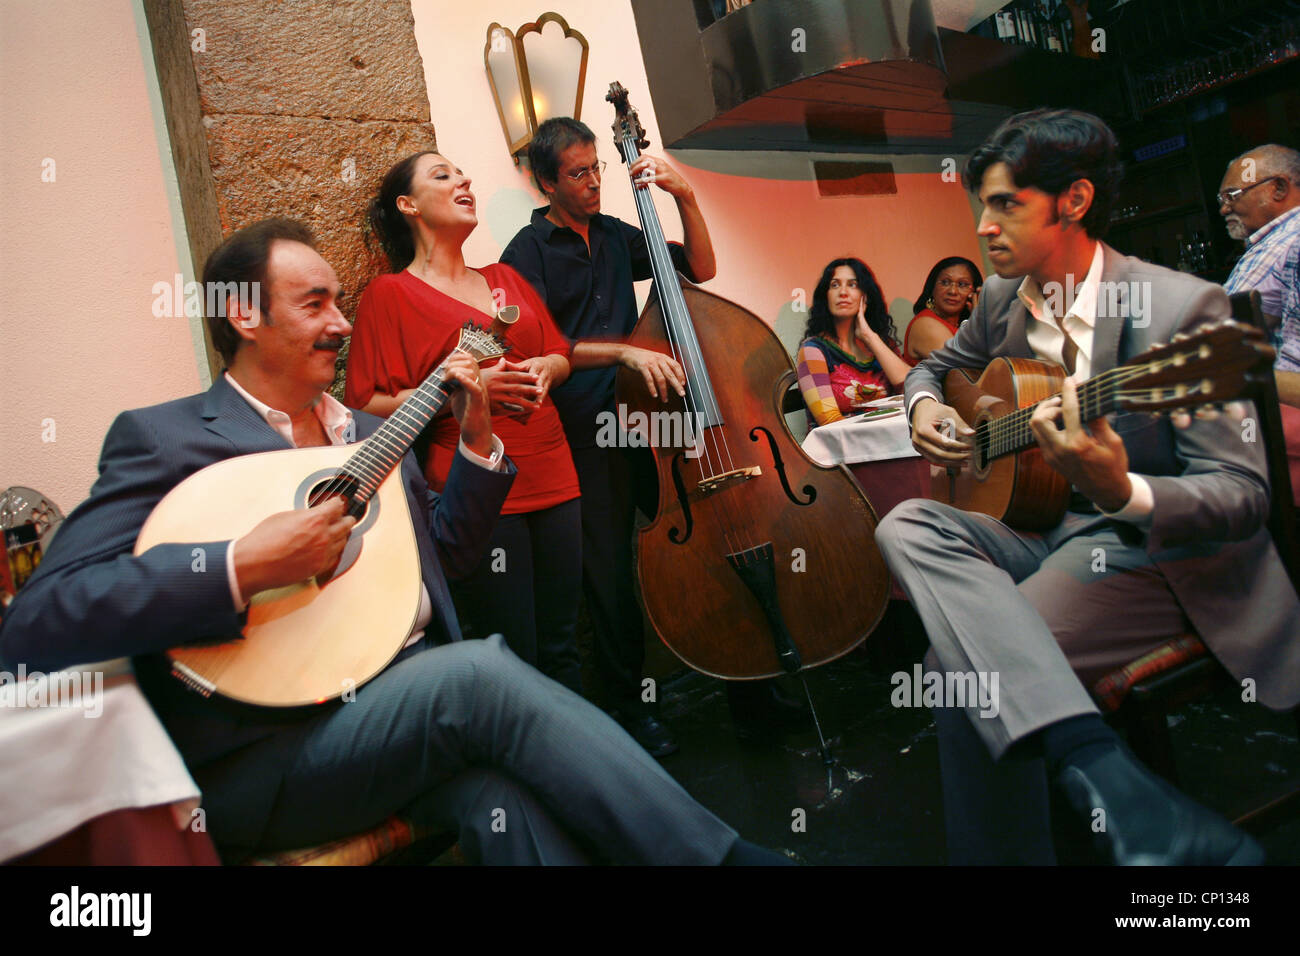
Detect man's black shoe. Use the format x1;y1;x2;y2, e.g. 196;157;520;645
1057;746;1265;865
616;710;679;758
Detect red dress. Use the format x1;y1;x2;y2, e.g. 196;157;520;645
344;263;579;515
903;309;959;366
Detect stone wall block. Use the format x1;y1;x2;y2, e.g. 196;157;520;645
182;0;431;122
204;114;436;317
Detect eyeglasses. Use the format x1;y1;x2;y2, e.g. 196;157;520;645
566;161;607;184
936;279;975;291
1216;176;1283;207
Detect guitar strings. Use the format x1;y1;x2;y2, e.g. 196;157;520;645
343;322;504;494
307;339;475;508
974;352;1217;459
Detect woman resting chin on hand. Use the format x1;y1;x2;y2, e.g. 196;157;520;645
794;257;910;427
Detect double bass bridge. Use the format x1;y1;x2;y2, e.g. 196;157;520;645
695;465;761;497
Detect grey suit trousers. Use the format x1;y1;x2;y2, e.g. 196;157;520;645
877;498;1195;863
196;634;737;864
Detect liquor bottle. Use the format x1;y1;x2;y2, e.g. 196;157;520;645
1019;5;1037;47
996;10;1016;42
1043;2;1064;52
1058;2;1074;53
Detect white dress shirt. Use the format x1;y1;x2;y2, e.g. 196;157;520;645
910;242;1153;524
222;372;505;647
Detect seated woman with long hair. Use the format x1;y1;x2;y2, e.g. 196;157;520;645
345;150;584;694
902;256;983;364
795;257;911;426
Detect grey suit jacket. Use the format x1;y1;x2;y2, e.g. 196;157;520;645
0;375;516;844
905;242;1300;709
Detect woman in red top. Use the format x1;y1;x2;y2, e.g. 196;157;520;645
346;150;583;693
902;256;983;365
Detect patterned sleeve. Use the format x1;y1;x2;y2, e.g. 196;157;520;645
1278;241;1300;372
796;341;843;426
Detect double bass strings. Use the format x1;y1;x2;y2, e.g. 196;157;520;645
620;136;756;555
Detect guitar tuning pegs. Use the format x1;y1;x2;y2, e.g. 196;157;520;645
1194;405;1221;421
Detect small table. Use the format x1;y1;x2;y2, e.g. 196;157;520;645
802;410;931;599
0;662;219;865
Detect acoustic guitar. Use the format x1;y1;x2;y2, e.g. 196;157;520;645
930;319;1274;530
136;314;514;708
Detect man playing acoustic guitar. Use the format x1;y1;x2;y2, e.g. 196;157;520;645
879;109;1300;865
0;218;786;866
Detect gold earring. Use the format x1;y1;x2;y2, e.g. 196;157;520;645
926;298;935;310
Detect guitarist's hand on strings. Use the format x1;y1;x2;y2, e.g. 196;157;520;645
233;497;357;599
443;351;495;460
1029;376;1133;513
911;396;975;465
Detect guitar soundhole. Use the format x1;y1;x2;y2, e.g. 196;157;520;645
971;415;992;480
307;478;369;522
295;469;380;535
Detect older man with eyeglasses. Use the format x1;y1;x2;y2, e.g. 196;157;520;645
1219;145;1300;329
1219;145;1300;506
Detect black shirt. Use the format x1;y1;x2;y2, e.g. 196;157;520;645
500;205;695;448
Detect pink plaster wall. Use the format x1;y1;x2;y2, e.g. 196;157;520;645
0;0;199;515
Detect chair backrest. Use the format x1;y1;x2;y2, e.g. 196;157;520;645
1228;290;1299;590
777;369;810;442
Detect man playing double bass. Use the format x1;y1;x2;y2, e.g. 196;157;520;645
879;108;1300;864
501;117;806;753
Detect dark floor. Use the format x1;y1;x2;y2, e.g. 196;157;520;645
634;601;1300;866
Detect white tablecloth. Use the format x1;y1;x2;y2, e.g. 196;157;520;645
0;660;200;861
801;410;921;467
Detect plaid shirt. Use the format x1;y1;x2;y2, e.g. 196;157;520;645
1224;205;1300;335
1279;241;1300;372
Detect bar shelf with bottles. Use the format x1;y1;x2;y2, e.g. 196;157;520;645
1105;131;1225;281
971;0;1076;55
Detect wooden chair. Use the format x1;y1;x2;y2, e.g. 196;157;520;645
1089;290;1300;836
242;818;459;866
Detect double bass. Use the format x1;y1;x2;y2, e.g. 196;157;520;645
607;82;890;686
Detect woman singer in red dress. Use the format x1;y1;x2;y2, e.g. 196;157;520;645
345;151;583;694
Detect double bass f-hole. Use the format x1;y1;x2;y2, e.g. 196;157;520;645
668;452;694;544
750;426;816;506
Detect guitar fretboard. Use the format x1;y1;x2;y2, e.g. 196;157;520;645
976;370;1118;461
315;355;466;506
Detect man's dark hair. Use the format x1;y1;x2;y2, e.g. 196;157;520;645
201;217;315;365
964;108;1124;239
527;117;597;193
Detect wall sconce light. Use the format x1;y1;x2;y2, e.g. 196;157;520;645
485;12;589;164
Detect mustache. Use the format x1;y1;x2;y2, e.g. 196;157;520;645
314;338;346;351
